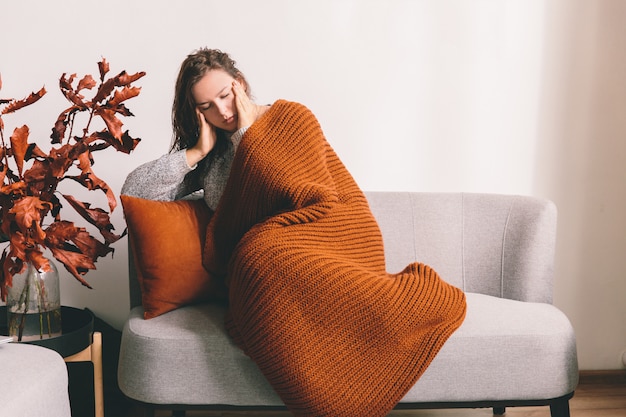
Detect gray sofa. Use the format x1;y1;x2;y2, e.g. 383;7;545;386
1;342;72;417
118;192;579;416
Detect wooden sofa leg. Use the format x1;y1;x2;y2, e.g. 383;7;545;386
550;398;571;417
493;406;506;415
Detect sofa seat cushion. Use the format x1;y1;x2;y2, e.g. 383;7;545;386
118;303;283;406
118;292;577;407
404;293;578;403
0;343;71;417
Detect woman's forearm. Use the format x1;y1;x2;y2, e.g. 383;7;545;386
121;150;198;201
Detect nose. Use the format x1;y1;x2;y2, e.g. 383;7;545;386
215;101;230;119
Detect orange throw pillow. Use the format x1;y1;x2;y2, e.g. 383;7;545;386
121;195;226;319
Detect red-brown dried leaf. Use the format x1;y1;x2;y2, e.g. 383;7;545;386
98;58;110;81
86;141;110;152
43;220;78;245
0;246;29;300
121;130;141;153
48;144;74;178
66;224;115;258
44;221;95;288
86;130;140;154
75;149;92;173
7;232;28;265
115;70;146;87
28;142;48;159
59;73;87;109
60;73;75;89
22;159;50;188
50;109;69;143
49;104;83;143
27;248;52;274
92;78;116;104
46;141;87;180
5;233;36;285
0;180;27;197
109;86;141;107
116;104;133;117
47;246;94;288
9;125;29;177
0;162;7;185
62;194;114;228
77;74;97;92
9;196;52;240
44;220;102;255
95;107;123;140
92;69;144;104
1;87;46;115
64;168;117;213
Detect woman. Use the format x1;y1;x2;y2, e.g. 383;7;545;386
121;48;269;209
122;48;466;417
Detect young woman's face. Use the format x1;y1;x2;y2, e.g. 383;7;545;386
192;69;239;133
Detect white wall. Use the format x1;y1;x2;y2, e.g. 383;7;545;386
2;0;624;370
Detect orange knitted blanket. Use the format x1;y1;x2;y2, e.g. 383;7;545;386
203;100;467;417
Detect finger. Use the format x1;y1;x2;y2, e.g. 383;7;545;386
195;107;206;122
233;81;250;104
195;108;213;138
233;83;250;116
233;80;245;95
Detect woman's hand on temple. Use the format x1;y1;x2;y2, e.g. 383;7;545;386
233;80;258;129
186;108;217;167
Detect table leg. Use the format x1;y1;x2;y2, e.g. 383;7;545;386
65;331;104;417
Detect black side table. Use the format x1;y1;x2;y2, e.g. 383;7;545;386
0;306;104;417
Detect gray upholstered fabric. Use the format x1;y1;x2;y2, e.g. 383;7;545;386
118;292;578;406
404;293;578;402
367;192;557;303
118;304;282;406
118;192;577;409
0;343;71;417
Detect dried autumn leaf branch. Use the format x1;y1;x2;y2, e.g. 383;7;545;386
0;59;144;298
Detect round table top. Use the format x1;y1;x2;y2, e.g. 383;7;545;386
0;306;94;358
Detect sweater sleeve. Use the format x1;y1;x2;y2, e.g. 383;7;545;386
121;150;199;201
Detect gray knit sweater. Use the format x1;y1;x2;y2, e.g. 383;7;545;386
121;127;248;211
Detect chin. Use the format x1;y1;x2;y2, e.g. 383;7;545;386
217;126;237;134
224;120;238;133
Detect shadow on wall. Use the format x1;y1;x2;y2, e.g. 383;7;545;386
533;0;626;369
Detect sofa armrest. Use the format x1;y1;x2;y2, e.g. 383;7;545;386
463;193;557;303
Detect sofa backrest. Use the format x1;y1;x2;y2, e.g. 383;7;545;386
128;192;557;308
365;192;557;303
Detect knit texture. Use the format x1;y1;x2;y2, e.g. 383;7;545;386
202;100;467;417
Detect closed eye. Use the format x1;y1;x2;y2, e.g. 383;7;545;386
196;86;231;110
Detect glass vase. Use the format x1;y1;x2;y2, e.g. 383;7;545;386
6;258;62;342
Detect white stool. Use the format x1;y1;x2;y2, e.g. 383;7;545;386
0;342;71;417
